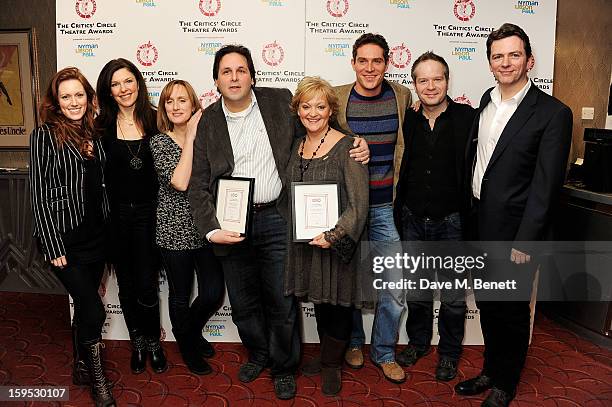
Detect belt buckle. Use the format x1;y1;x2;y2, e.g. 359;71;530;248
252;200;275;212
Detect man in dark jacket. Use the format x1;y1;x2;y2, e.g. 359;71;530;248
393;51;476;382
455;23;572;407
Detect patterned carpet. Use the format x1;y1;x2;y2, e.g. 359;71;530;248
0;292;611;406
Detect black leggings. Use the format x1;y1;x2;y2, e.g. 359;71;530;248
314;303;353;341
54;261;106;343
160;246;224;337
114;202;161;339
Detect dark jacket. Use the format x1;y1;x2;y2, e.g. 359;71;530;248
465;83;572;246
393;99;476;236
188;87;296;251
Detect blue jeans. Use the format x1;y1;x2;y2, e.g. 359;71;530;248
350;204;404;364
402;207;466;360
220;206;300;377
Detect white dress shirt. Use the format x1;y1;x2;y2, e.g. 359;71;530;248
222;90;283;204
206;91;283;241
472;80;531;199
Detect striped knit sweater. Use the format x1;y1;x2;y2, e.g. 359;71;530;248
346;82;398;206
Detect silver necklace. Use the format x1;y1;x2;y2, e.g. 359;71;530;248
117;119;143;170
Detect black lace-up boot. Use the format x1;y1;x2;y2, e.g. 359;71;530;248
83;339;116;407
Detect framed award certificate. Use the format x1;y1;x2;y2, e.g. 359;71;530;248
215;176;254;236
291;182;340;242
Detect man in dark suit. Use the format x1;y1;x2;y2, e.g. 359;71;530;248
393;51;476;382
188;45;368;400
188;44;298;400
455;24;573;407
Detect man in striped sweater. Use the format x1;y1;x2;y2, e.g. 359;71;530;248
334;33;412;383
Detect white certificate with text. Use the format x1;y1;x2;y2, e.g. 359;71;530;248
216;177;254;236
292;182;339;242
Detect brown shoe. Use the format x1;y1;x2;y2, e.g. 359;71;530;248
344;347;364;369
375;361;406;384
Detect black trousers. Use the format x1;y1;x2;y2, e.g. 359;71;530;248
475;251;537;394
114;202;161;339
160;246;224;338
477;299;531;394
314;303;353;341
467;199;534;394
54;261;106;343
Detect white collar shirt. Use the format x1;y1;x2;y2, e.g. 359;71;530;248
221;90;282;204
472;80;531;199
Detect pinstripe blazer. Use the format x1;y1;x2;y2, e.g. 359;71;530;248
29;124;110;261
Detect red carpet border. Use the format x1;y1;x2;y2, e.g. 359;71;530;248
0;292;611;406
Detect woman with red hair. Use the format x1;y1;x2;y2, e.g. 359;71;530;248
29;67;115;407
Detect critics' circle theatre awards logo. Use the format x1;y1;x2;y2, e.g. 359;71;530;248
137;41;159;67
199;90;220;109
454;94;473;106
262;41;285;67
199;0;221;17
454;0;475;22
390;43;411;69
327;0;349;18
75;0;96;19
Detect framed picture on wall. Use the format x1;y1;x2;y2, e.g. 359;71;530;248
0;29;40;147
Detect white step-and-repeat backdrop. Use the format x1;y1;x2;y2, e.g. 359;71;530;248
58;0;556;344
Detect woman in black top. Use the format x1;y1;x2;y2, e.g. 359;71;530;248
96;58;166;374
30;67;115;407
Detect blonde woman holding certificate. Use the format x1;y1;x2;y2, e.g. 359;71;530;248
284;76;369;396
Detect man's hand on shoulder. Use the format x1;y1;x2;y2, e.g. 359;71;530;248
209;230;245;245
350;136;370;164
